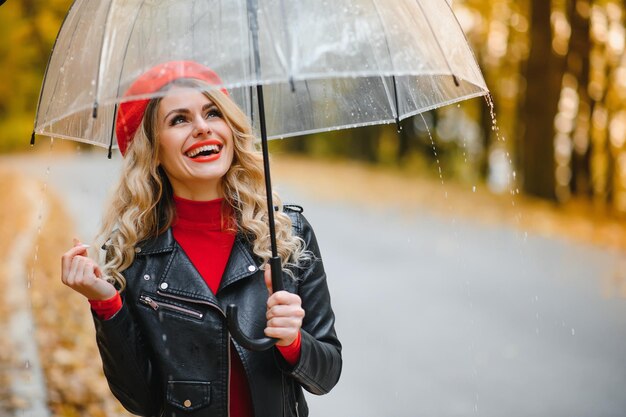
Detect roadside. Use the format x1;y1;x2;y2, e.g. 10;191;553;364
0;170;49;416
0;168;130;417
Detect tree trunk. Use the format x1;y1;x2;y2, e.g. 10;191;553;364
519;0;564;199
567;0;592;197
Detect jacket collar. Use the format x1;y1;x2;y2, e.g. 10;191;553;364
136;228;261;302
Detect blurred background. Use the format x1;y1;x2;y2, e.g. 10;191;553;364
1;1;625;416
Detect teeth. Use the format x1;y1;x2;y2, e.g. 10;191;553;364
186;144;221;158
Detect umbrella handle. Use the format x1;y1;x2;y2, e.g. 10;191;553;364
227;257;285;351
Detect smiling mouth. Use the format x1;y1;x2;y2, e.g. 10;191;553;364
185;144;223;159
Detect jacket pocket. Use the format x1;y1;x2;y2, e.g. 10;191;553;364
139;293;204;320
166;380;211;412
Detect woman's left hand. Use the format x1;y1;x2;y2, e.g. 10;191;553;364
264;265;305;346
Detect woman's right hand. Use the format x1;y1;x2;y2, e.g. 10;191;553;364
61;239;117;301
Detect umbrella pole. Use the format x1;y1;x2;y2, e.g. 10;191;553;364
256;85;285;293
226;86;285;351
226;0;284;352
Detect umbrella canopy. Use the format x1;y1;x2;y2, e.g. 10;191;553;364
33;0;488;350
34;0;487;149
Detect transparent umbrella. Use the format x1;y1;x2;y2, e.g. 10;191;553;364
33;0;489;350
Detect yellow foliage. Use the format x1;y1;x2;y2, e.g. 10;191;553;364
0;0;71;153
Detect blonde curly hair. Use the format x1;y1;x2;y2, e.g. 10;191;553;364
97;79;305;291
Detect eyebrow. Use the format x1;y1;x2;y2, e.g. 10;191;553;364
163;103;216;122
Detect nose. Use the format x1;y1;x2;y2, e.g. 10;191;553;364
192;115;211;137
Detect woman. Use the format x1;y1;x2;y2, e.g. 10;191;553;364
61;61;342;417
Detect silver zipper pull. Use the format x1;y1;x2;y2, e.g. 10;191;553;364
141;296;159;311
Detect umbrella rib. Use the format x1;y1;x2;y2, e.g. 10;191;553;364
33;0;82;144
278;0;295;92
92;0;117;119
369;0;402;130
443;0;485;84
107;0;147;157
107;103;118;159
414;0;460;87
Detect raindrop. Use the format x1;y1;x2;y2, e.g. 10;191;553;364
472;186;476;192
24;360;30;369
90;79;96;86
571;328;575;336
162;334;167;342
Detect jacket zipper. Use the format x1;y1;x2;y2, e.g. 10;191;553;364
155;290;225;316
139;295;204;319
282;375;299;417
227;335;231;417
281;375;286;417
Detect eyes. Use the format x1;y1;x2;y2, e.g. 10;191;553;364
169;107;223;126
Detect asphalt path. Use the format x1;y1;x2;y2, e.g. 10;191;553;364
3;151;625;417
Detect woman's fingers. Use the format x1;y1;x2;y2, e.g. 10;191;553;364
264;264;273;294
265;290;304;346
61;242;116;301
267;290;301;310
263;264;305;345
61;243;89;280
264;327;300;346
266;303;305;320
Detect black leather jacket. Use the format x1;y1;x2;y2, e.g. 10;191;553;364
92;207;342;417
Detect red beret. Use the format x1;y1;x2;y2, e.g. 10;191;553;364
115;61;228;156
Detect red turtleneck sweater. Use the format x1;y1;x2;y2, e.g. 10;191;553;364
90;196;301;417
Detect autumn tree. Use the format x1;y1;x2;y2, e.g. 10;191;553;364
518;0;565;199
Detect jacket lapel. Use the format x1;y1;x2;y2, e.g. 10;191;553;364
218;234;262;294
138;229;218;304
137;229;261;302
